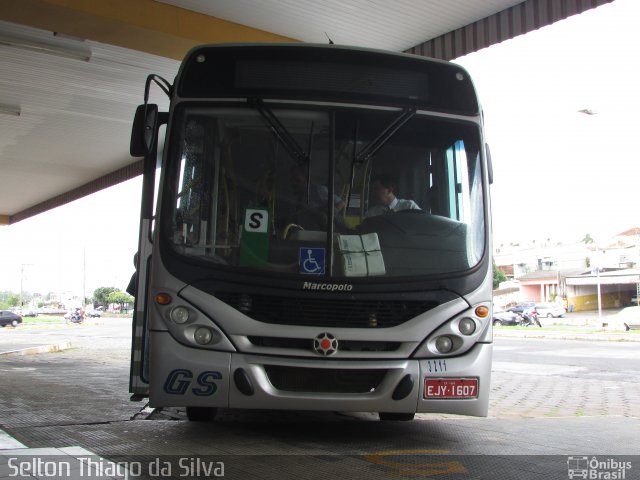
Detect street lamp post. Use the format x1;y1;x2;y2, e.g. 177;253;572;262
578;109;605;327
594;244;604;328
596;262;602;319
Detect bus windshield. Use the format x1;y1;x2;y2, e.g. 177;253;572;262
165;104;485;279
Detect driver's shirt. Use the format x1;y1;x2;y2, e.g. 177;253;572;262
365;197;420;217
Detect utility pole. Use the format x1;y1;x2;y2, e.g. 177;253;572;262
83;247;86;308
20;263;33;311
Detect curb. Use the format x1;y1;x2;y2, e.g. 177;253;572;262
0;428;27;450
0;341;73;356
494;332;640;342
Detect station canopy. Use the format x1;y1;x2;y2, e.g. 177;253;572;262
0;0;613;225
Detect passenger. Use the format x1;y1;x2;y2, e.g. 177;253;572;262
365;174;420;217
290;165;344;212
284;165;350;235
126;252;138;298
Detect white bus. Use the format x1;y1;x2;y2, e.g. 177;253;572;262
129;43;493;421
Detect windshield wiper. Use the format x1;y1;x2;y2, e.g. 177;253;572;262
355;107;417;163
249;98;310;166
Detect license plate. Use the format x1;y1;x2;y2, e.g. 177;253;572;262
424;378;478;399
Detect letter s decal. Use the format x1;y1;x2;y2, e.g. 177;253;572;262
249;212;263;230
192;371;222;396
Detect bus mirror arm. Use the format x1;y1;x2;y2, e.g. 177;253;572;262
131;75;172;157
143;74;172;103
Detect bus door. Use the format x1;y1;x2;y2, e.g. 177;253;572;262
129;102;167;399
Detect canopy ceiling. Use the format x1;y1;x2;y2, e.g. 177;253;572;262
0;0;613;224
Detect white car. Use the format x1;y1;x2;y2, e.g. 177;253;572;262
606;306;640;331
534;303;566;318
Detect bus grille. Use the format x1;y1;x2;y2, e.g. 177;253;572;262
215;293;436;328
264;365;387;393
248;336;401;352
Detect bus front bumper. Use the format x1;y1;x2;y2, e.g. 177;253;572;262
149;331;492;417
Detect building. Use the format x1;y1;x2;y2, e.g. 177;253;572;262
517;270;560;304
494;228;640;311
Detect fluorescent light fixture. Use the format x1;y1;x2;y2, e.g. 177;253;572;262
0;30;91;62
0;104;21;116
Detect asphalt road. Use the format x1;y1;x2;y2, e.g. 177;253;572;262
5;319;639;383
494;337;640;383
1;320;639;479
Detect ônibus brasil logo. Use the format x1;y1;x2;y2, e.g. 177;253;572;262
303;282;353;292
567;456;632;479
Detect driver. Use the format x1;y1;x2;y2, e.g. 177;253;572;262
365;174;420;217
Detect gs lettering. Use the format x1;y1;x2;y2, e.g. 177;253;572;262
163;369;222;396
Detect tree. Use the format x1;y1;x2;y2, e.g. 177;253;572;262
582;233;594;244
493;261;507;289
0;292;20;310
93;287;119;308
106;290;135;312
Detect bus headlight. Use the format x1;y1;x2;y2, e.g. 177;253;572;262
458;318;476;336
435;336;454;353
194;327;213;345
153;290;236;351
170;306;191;324
412;302;491;358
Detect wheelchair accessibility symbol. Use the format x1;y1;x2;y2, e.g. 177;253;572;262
299;248;325;275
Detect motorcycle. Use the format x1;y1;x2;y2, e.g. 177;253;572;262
518;309;541;327
64;310;84;324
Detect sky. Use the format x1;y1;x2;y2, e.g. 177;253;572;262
455;0;640;246
1;0;639;296
0;177;142;297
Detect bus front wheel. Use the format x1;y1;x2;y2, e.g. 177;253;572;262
186;407;217;422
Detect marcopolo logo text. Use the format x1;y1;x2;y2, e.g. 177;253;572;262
303;282;353;292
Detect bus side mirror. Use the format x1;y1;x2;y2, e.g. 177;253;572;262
485;143;493;184
130;104;158;157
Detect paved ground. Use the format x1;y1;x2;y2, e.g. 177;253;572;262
1;319;639;479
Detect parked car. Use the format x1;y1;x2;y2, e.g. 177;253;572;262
534;302;566;318
506;303;534;315
0;310;22;327
607;306;640;331
86;309;102;318
22;310;38;317
492;309;520;326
